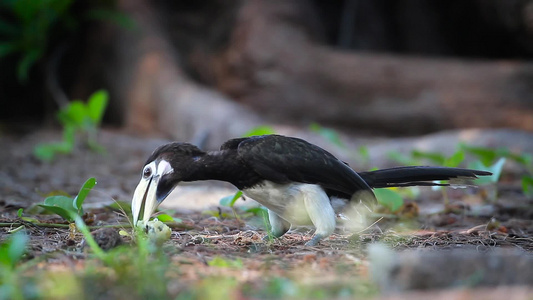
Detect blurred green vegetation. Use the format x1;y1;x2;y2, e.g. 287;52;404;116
0;0;133;83
33;89;108;161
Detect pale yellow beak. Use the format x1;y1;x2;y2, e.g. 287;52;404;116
131;174;161;227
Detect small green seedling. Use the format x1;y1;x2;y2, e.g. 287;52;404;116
34;90;108;161
15;208;38;224
219;191;243;208
462;144;533;196
219;191;244;220
39;177;96;222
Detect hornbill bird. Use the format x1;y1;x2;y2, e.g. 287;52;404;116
131;135;491;246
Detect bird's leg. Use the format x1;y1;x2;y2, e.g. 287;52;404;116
301;185;336;246
263;209;291;241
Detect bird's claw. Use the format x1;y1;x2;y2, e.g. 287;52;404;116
304;234;323;246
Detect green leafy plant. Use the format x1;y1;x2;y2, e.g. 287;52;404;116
34;89;108;161
461;144;533;197
39;177;96;222
0;1;134;82
0;0;72;82
461;144;532;168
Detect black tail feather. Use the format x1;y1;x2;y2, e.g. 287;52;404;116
359;166;492;189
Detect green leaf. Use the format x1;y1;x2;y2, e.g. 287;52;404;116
33;144;56;161
118;230;130;237
243;206;267;216
461;145;498;166
40;195;77;221
17;48;42;82
309;123;345;148
58;100;87;127
73;177;96;215
33;141;74;161
17;208;23;218
374;189;404;213
522;175;533;197
0;231;28;268
156;214;177;222
468;158;506;185
219;191;243;207
444;150;464;168
244;126;275;137
38;205;73;221
87;89;108;125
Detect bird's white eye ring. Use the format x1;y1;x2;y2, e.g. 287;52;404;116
143;166;152;179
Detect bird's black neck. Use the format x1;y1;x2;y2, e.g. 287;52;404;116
183;150;260;189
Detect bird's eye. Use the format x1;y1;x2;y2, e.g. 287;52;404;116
143;166;152;178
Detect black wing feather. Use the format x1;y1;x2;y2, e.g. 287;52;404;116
236;135;374;198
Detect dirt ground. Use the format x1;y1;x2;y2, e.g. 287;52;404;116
1;128;532;298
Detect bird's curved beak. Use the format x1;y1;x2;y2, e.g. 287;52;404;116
131;174;161;227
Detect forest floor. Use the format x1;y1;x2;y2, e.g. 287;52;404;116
0;128;532;299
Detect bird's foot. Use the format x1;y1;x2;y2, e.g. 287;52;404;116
304;235;323;246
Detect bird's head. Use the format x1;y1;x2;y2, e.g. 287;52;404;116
131;142;205;227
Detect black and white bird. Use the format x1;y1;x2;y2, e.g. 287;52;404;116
131;135;491;246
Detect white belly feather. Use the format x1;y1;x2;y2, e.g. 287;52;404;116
243;181;334;227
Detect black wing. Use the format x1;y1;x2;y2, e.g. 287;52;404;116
220;137;250;151
235;135;374;199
